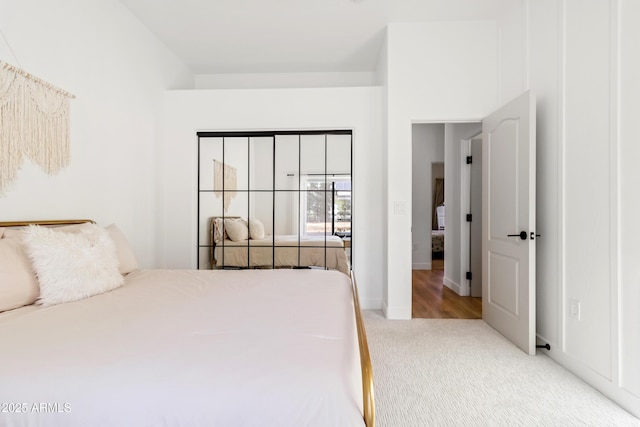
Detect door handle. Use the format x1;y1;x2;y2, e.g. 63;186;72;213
507;231;528;240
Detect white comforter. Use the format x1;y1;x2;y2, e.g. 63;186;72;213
0;269;364;427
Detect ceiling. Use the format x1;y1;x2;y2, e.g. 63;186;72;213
119;0;512;75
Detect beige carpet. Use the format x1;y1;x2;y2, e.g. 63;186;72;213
363;310;640;427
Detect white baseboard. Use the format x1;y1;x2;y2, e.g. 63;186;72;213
412;262;432;270
540;337;640;419
443;277;463;295
382;301;412;320
361;298;383;310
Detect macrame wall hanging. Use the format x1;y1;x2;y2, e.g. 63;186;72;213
213;159;237;213
0;60;75;195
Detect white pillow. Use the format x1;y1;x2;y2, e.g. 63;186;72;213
224;218;249;242
248;218;265;240
22;224;124;306
2;227;23;239
105;224;138;275
0;237;39;312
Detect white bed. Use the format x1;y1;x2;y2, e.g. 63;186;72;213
0;220;374;427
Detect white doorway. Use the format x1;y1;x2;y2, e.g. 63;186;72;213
411;122;480;277
411;122;482;318
411;122;482;280
408;92;536;353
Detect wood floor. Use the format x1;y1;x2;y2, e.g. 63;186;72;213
412;259;482;319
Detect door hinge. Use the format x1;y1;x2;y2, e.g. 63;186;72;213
466;214;472;222
466;271;472;280
466;156;472;164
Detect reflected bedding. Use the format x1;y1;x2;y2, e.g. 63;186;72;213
213;234;350;274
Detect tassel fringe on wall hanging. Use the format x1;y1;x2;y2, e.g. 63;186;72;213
0;60;75;195
213;159;238;212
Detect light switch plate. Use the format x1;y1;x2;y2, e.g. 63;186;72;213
394;201;407;215
569;298;581;320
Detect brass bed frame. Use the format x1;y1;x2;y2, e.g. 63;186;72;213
0;219;375;427
0;219;95;227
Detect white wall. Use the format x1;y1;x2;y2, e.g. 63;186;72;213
411;124;444;270
161;87;384;309
195;72;378;89
526;0;561;357
619;0;640;403
384;21;498;319
496;0;527;105
377;32;390;310
520;0;640;417
0;0;193;267
380;1;639;417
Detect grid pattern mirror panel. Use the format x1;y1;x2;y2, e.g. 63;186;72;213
197;130;352;273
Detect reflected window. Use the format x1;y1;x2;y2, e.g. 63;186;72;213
302;177;351;237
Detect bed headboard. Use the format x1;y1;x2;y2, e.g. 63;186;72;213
0;219;95;228
208;216;241;269
209;216;241;243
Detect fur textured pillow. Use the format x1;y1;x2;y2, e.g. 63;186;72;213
22;224;124;306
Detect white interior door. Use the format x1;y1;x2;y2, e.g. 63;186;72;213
470;138;483;298
482;90;536;355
